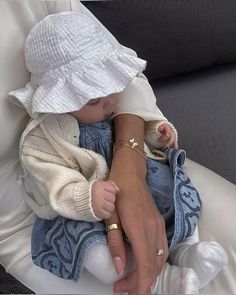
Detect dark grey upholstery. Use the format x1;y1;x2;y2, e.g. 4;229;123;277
83;1;236;184
83;1;236;80
152;63;236;184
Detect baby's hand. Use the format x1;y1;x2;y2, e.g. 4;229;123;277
158;123;178;148
91;180;119;219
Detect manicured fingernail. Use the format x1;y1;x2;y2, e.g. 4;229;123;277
113;256;124;276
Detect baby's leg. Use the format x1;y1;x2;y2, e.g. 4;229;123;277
169;227;228;288
84;242;128;284
85;242;200;294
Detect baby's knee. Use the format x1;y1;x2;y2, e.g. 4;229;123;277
84;242;122;284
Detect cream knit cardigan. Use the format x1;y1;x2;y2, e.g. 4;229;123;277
20;75;177;222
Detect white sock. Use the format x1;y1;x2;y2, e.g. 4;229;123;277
152;263;200;294
84;242;127;284
169;241;228;289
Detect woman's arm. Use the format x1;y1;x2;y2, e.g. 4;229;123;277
107;114;168;295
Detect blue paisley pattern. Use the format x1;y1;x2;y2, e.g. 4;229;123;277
31;120;201;280
32;218;107;280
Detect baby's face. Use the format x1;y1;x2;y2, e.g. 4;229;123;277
69;93;119;124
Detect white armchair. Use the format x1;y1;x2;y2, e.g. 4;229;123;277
0;1;235;293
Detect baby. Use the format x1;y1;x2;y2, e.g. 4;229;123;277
9;11;228;294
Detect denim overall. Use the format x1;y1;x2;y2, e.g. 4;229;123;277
31;120;201;281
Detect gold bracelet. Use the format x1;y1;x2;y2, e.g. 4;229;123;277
113;138;147;160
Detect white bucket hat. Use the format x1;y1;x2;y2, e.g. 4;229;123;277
9;11;146;118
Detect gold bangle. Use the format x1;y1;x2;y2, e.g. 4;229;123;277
113;138;147;160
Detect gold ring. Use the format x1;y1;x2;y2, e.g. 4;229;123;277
156;249;166;256
106;223;121;232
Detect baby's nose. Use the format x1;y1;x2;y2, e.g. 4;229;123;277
103;97;114;107
103;101;113;111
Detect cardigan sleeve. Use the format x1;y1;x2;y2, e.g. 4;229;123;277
21;149;101;222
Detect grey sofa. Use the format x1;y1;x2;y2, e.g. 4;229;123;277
0;1;235;293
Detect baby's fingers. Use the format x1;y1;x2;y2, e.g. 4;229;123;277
103;190;116;203
102;200;115;214
158;125;172;140
100;210;113;220
159;133;170;141
167;134;178;148
158;124;170;133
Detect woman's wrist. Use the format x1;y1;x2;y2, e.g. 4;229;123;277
110;114;147;181
113;114;145;146
113;138;147;160
111;147;147;179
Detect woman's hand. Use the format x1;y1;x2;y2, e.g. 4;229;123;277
109;175;168;295
107;115;169;295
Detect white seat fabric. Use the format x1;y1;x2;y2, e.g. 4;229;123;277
0;1;235;293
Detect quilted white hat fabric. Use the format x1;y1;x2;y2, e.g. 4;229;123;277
9;11;146;118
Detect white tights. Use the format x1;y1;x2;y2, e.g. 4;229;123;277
84;228;228;293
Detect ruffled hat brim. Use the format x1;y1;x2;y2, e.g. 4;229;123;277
9;49;146;118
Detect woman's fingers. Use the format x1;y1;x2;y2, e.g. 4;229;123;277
134;215;168;294
108;230;126;276
104;180;120;194
151;220;169;287
130;226;156;290
114;270;152;295
115;189;168;295
113;270;136;294
105;209;127;276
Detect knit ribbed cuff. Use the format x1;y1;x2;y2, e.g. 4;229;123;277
73;180;101;222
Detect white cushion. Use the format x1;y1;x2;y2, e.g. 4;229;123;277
184;159;236;293
0;1;235;293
